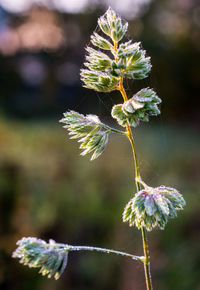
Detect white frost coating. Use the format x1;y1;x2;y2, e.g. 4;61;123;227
86;114;101;124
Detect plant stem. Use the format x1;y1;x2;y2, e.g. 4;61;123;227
120;87;153;290
68;245;144;262
56;243;144;262
112;40;153;289
141;227;153;290
104;124;127;135
121;84;153;290
120;83;153;290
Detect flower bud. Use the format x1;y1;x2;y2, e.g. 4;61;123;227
60;110;111;160
91;33;112;50
123;185;186;231
80;69;119;92
12;237;69;280
97;7;128;42
98;16;111;36
111;88;161;127
85;47;111;71
117;41;152;79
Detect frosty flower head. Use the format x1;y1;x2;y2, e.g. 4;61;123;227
80;7;152;93
98;7;128;42
12;237;69;280
123;185;186;231
112;88;161;127
80;69;119;92
115;41;152;79
60;111;112;160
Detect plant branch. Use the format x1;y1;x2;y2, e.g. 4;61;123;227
66;244;144;262
112;40;153;290
123;97;153;290
141;227;153;290
103;124;127;135
121;86;153;290
124;101;153;290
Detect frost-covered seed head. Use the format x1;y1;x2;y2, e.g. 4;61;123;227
60;110;110;160
123;185;186;231
111;88;161;127
12;237;69;280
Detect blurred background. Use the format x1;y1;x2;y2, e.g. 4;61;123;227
0;0;200;289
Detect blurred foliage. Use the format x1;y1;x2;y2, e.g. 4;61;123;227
0;120;200;289
0;0;199;124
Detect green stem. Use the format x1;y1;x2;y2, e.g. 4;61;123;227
56;243;144;262
126;122;153;290
125;122;140;180
104;124;127;135
112;40;153;290
69;245;144;262
141;227;153;290
136;176;149;189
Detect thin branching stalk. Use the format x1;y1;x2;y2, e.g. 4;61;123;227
112;39;153;290
12;237;145;280
68;245;144;262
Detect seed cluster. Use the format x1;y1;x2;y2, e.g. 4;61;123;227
12;237;69;280
112;88;161;127
81;7;151;92
60;110;110;160
123;186;186;231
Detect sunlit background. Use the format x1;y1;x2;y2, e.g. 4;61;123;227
0;0;200;289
